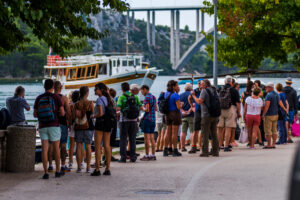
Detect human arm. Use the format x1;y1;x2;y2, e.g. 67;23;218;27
243;103;247;122
63;96;71;123
143;103;150;112
59;106;65;117
279;100;287;114
262;101;270;120
286;100;289;114
236;102;241;119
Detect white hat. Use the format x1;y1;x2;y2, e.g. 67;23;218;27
266;82;274;87
130;84;140;91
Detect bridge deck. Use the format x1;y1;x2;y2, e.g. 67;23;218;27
128;6;208;12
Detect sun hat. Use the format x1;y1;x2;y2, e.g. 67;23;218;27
285;77;293;84
266;82;274;88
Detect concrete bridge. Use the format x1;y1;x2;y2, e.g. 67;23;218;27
126;6;214;71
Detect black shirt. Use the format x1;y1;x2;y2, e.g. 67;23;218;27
224;84;240;106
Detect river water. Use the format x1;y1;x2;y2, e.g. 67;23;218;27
1;76;300;122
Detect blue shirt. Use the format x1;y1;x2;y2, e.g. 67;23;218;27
193;88;201;112
6;96;30;123
180;91;194;118
95;96;108;116
164;92;180;111
265;91;280;116
279;92;287;117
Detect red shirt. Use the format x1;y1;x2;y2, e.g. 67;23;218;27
34;92;63;129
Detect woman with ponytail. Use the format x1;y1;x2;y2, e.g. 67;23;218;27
91;83;114;176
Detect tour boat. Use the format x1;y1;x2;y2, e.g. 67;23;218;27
44;53;161;99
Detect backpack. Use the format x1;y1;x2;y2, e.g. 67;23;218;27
0;108;11;129
205;88;221;117
158;92;172;115
99;98;116;129
219;87;232;109
74;102;89;130
123;94;140;119
37;95;56;123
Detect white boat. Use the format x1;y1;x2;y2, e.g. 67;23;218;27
44;53;161;99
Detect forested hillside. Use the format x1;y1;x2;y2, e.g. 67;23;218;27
0;10;295;78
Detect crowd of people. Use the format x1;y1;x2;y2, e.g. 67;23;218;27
4;76;299;179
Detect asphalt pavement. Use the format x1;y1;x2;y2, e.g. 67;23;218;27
0;140;298;200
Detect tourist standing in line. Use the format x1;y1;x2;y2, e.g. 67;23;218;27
54;81;71;174
188;80;202;153
34;79;65;179
262;82;283;149
276;83;289;145
283;77;298;143
254;80;265;145
191;79;219;157
140;85;157;161
217;76;241;152
108;88;119;162
180;83;194;152
91;83;114;176
156;92;166;152
243;87;263;149
163;80;182;157
68;90;80;169
73;86;94;173
6;86;30;125
117;82;142;163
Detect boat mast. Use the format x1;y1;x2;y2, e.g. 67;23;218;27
126;26;133;55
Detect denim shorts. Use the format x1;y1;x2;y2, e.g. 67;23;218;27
75;130;94;144
60;124;68;144
286;110;295;124
39;127;61;142
142;119;156;134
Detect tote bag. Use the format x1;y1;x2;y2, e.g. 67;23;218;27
239;126;248;144
291;117;300;137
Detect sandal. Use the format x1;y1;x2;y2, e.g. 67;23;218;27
263;146;272;149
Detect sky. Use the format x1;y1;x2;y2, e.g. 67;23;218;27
126;0;215;32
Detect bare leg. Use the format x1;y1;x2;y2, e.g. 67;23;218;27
103;132;111;171
150;134;156;155
144;134;150;155
272;134;277;147
198;131;202;148
76;143;82;170
164;126;171;149
172;125;180;149
42;140;49;174
52;140;61;173
69;137;75;164
94;130;103;171
180;132;187;150
247;126;253;147
160;129;165;150
48;143;53;167
156;131;161;150
218;127;224;147
224;127;232;148
266;135;272;147
60;143;67;166
85;144;91;169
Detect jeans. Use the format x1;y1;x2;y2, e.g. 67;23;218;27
120;121;137;161
201;117;219;154
277;120;287;144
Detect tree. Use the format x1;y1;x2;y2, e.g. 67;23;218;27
203;0;300;71
0;0;128;56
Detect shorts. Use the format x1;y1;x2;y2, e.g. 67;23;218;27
264;115;278;136
194;110;201;131
75;130;94;144
217;105;237;128
142;119;156;134
286;110;295;124
39;127;61;142
246;115;261;127
182;117;195;133
60;124;68;144
95;118;113;132
166;111;182;126
156;122;166;133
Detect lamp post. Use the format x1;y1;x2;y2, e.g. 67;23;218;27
213;0;218;87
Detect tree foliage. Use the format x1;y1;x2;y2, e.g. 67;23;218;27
203;0;300;71
0;0;128;56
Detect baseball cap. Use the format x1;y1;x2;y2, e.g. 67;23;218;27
266;82;274;87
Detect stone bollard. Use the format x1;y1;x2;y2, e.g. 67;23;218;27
6;125;36;172
0;130;7;171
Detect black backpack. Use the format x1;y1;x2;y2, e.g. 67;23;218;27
123;94;140;119
158;92;173;115
0;108;11;129
205;88;221;117
219;86;232;109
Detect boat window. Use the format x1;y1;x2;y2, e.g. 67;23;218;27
68;69;77;80
98;64;107;75
77;68;81;78
135;58;141;66
81;67;86;77
122;60;127;67
117;59;120;67
113;60;116;67
128;60;134;66
91;66;96;77
87;67;92;77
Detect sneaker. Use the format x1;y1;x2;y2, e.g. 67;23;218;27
60;167;65;176
130;158;136;163
275;141;282;145
168;148;173;154
111;156;119;162
200;153;209;157
196;148;200;152
42;173;49;180
68;163;73;169
86;168;92;173
103;170;111;176
188;147;197;154
211;153;219;157
91;169;101;176
172;149;182;157
48;165;53;172
224;147;232;152
140;156;150;161
156;149;163;152
228;145;233;149
163;148;169;157
76;168;82;173
181;148;187;152
81;163;85;170
118;159;126;163
136;153;140;157
287;139;294;143
102;156;106;161
149;156;157;161
259;142;264;147
55;171;62;178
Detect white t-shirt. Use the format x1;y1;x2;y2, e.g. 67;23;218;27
245;96;263;115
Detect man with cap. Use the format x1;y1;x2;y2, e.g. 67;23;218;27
283;77;298;143
262;82;281;149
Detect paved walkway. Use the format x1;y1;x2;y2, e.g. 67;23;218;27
0;141;298;200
